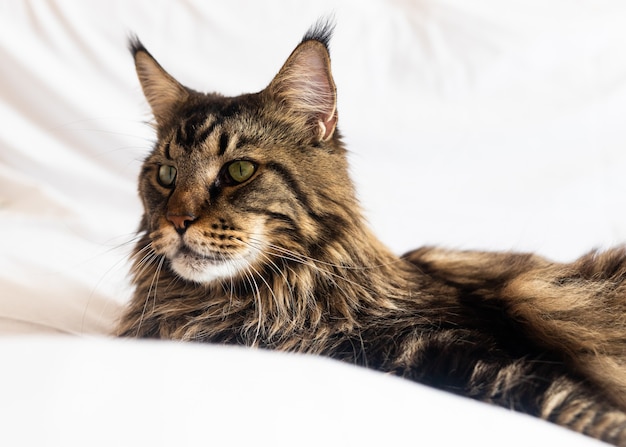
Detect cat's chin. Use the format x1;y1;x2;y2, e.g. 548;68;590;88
169;249;255;284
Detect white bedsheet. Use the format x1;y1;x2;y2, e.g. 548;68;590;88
1;0;625;445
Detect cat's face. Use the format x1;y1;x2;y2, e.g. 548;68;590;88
133;31;357;284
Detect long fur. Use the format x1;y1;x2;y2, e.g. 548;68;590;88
118;24;626;446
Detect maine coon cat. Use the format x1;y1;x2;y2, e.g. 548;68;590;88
118;22;626;445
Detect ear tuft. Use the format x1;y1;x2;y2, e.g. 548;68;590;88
130;37;188;127
268;25;338;142
128;34;147;58
301;18;335;49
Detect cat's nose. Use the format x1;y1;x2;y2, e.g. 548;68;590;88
167;213;196;235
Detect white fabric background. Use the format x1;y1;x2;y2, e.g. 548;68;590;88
1;0;624;445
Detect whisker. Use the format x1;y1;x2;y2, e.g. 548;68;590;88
135;246;164;336
246;235;405;271
249;262;283;320
241;266;262;345
76;234;144;331
132;242;159;270
238;240;295;300
243;239;380;298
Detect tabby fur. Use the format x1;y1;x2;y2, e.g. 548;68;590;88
118;23;626;445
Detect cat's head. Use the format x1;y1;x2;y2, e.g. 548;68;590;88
132;23;361;285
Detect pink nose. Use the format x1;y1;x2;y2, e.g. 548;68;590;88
167;213;196;234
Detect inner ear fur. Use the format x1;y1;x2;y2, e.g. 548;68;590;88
268;39;338;142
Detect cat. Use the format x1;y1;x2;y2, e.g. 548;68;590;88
117;22;626;445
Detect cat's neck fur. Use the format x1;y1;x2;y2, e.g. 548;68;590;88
124;210;424;352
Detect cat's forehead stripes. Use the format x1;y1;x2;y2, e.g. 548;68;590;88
173;113;220;150
218;132;229;156
166;116;247;160
170;99;250;149
164;141;173;160
163;93;275;158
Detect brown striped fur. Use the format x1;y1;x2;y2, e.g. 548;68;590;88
118;24;626;445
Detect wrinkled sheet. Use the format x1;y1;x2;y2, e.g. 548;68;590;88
1;0;625;445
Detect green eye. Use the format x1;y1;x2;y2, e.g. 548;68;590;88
158;165;177;187
227;160;256;184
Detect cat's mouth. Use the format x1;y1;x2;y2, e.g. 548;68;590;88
177;245;224;264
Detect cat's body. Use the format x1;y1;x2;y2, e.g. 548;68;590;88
118;24;626;445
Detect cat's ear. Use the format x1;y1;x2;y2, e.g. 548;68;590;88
268;31;338;142
129;37;189;127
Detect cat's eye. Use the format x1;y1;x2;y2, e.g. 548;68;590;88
227;160;256;184
158;164;177;187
